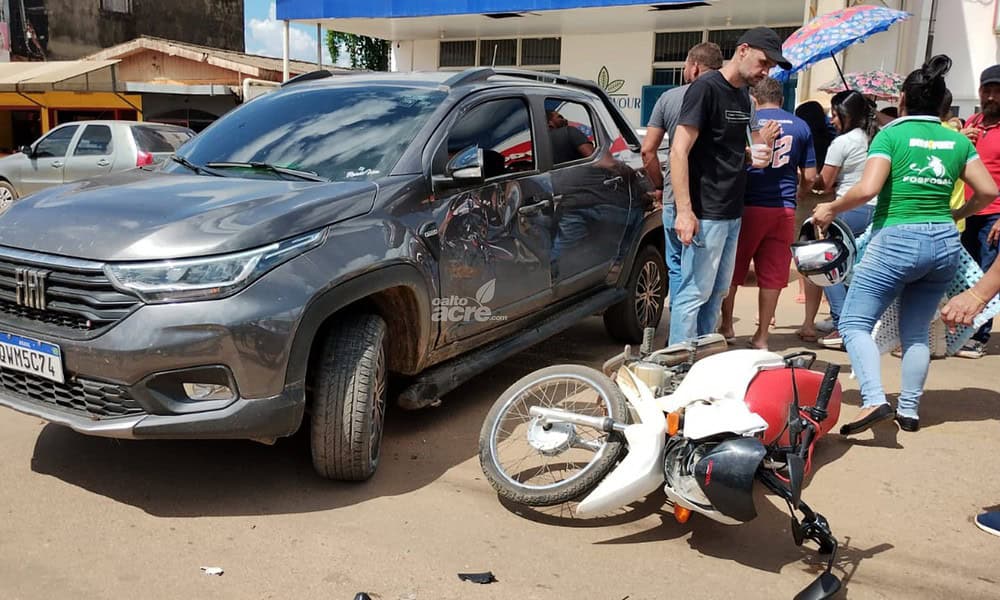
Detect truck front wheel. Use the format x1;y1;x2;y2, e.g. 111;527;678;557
310;313;388;481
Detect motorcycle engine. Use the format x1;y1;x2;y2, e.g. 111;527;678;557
663;437;714;508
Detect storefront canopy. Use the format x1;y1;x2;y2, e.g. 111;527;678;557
276;0;712;20
0;60;121;92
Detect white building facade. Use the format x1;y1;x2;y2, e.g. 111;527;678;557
277;0;1000;124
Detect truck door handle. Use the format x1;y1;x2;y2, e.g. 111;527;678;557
51;161;63;168
603;175;623;187
517;197;552;216
97;159;110;167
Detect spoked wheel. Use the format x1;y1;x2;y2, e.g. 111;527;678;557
479;365;628;507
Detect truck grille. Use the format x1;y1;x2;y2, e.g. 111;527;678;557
0;248;141;338
0;367;144;419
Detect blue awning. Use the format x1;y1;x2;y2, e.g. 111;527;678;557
276;0;708;20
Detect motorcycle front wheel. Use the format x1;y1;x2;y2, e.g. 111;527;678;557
478;365;628;507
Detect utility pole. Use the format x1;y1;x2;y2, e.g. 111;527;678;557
0;0;10;62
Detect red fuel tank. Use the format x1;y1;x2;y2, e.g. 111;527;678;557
743;368;843;447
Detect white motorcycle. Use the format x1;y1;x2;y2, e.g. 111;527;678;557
479;331;845;600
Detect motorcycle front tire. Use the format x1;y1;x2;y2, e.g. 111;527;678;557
478;365;629;507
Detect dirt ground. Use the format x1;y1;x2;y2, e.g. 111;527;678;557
1;289;998;600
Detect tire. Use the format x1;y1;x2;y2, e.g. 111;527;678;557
0;181;17;214
310;313;388;481
478;365;628;506
603;244;667;343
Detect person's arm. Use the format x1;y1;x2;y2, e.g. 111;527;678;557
641;126;666;191
670;124;700;245
953;158;999;221
811;164;840;194
577;142;595;158
812;157;889;228
941;256;1000;330
799;166;817;197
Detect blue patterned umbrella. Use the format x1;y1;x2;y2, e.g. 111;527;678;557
771;5;911;83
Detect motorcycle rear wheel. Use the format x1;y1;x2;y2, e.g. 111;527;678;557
479;365;628;507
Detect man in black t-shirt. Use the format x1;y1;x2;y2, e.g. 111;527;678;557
547;110;595;165
667;27;790;346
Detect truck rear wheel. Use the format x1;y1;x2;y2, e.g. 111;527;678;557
603;245;666;343
310;314;388;481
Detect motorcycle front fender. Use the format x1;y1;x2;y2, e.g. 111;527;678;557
576;367;666;517
575;421;666;516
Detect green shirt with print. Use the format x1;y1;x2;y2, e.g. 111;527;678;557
868;115;979;229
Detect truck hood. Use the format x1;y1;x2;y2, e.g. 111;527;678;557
0;170;377;261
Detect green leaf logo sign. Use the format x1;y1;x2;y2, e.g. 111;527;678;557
598;66;626;95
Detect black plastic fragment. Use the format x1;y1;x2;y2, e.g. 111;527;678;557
458;571;498;584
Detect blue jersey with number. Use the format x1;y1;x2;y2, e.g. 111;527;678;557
744;108;816;209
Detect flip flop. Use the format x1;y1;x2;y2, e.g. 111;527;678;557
747;339;768;351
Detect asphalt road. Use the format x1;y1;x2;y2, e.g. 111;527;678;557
1;291;999;600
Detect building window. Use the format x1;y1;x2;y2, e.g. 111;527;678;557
440;41;477;68
654;31;703;63
101;0;133;13
707;28;749;58
708;27;799;58
773;26;799;42
521;37;561;66
651;68;685;86
440;37;561;71
479;39;517;66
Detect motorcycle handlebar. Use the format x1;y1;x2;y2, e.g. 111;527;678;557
813;363;841;419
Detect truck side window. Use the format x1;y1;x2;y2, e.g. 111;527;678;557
447;98;534;179
544;98;597;167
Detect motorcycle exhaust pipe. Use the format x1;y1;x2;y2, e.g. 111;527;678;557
528;406;626;433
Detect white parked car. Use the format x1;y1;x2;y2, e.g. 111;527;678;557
0;120;195;211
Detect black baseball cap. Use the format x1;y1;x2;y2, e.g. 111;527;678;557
981;64;1000;86
737;27;793;71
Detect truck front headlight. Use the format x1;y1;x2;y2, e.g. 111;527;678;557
105;228;326;303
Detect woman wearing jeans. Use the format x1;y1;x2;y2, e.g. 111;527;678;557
813;55;999;434
800;90;880;347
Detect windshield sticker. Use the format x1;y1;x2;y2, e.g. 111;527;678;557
346;167;380;179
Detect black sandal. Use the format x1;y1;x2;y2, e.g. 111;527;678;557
839;404;894;436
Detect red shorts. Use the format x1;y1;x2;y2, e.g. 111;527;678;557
732;205;796;289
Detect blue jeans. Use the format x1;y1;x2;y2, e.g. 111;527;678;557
825;204;875;327
961;213;999;344
668;217;741;346
661;202;683;314
839;223;960;418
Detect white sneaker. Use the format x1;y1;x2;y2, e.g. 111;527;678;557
815;318;835;334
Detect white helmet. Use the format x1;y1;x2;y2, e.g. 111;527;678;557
791;217;857;287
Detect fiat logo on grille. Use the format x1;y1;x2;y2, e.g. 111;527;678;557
14;267;49;310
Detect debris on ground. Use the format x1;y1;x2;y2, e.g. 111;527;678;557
200;567;224;576
457;571;497;584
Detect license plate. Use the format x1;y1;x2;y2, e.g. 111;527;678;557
0;331;64;384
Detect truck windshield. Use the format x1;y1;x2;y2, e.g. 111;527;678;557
174;85;445;182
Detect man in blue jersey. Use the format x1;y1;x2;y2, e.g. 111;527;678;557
719;76;816;349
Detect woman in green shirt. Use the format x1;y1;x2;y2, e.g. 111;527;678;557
813;56;999;434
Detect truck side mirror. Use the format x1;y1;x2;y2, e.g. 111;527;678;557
445;145;484;182
433;144;485;190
